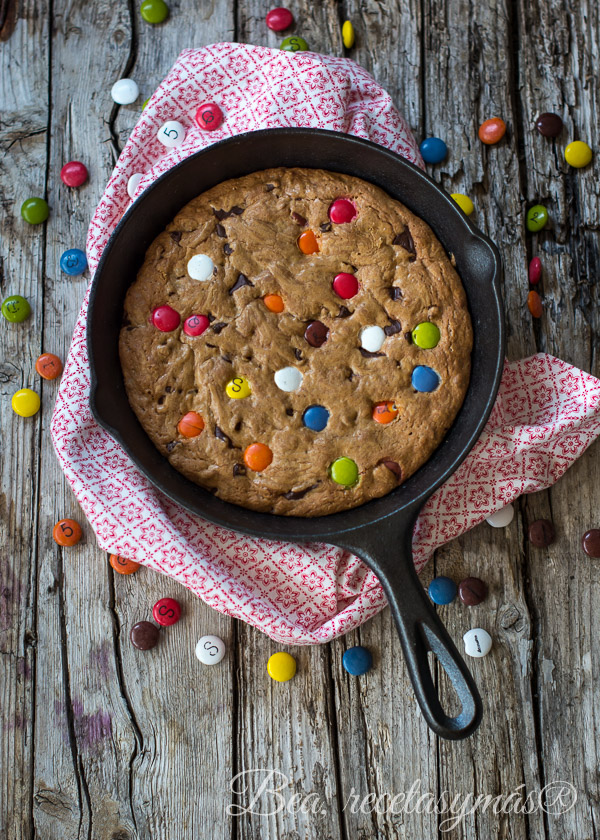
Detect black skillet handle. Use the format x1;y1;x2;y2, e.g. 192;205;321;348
339;502;483;740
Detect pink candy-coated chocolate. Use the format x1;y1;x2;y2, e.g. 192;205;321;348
328;198;357;224
60;161;88;188
152;305;181;332
266;7;294;31
183;314;210;336
333;272;359;299
529;257;542;285
152;597;182;626
195;102;223;131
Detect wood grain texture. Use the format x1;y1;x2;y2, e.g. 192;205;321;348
0;0;599;838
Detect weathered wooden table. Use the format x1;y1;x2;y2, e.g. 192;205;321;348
1;1;599;837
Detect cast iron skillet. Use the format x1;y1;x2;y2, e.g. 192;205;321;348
88;128;504;740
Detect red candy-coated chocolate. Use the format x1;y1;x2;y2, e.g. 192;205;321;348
60;161;88;188
332;272;359;299
152;597;182;626
529;257;542;285
194;102;223;131
266;6;294;31
328;198;357;224
183;313;210;336
152;305;180;332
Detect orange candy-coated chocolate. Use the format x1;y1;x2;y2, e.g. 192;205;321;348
35;352;63;380
263;294;284;313
297;230;319;254
244;442;273;472
478;117;506;145
527;290;543;318
109;554;141;575
53;518;82;546
177;411;205;437
372;401;399;424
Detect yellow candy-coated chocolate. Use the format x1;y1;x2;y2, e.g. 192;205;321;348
267;651;297;682
451;193;475;216
226;376;251;399
12;388;41;417
342;20;355;49
564;140;592;169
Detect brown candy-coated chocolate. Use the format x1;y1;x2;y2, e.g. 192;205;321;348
528;519;556;548
535;112;563;138
304;320;329;347
582;529;600;558
130;621;160;650
458;577;488;606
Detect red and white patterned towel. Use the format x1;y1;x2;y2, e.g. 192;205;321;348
51;44;600;644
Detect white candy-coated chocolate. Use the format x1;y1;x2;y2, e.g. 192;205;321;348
195;635;226;665
111;78;139;105
187;254;214;282
274;366;303;392
127;172;143;199
485;503;515;528
360;325;386;353
463;628;492;658
157;120;186;148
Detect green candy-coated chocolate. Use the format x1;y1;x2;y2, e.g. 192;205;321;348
21;197;49;225
2;295;31;323
330;457;359;487
280;36;309;52
526;205;548;232
412;322;440;349
140;0;169;24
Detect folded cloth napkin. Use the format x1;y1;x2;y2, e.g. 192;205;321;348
51;44;600;644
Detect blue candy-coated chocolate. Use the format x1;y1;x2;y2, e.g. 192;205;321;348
342;646;373;676
428;576;457;605
302;405;329;431
411;365;440;392
419;137;448;164
60;248;88;276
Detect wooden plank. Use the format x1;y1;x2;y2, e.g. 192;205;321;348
0;2;49;838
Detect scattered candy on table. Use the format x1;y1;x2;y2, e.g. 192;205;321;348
304;320;329;346
183;314;210;336
526;205;548;232
535;112;563;138
428;576;457;605
274;366;303;392
53;518;82;547
60;248;88;276
328;198;357;224
152;304;180;332
463;628;492;658
564;140;592;169
419;137;448;164
12;388;40;417
297;230;319;254
130;621;160;650
35;353;62;380
140;0;169;24
244;442;273;472
411;366;439;393
458;577;488;606
21;197;49;225
280;36;309;52
267;651;297;682
303;405;329;431
329;457;359;487
486;503;514;528
111;78;139;105
226;376;251;399
333;272;359;299
342;20;355;49
2;294;31;323
60;161;88;188
109;554;140;574
528;519;556;547
581;529;600;558
451;193;474;216
187;253;213;281
127;172;143;199
527;289;543;318
372;401;398;424
342;646;373;675
478;117;506;145
528;257;542;285
152;597;181;626
266;6;293;31
263;294;284;313
177;411;205;437
195;635;226;664
412;322;440;349
195;102;223;131
157;120;186;148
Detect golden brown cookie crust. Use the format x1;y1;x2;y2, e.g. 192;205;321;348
119;168;472;516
